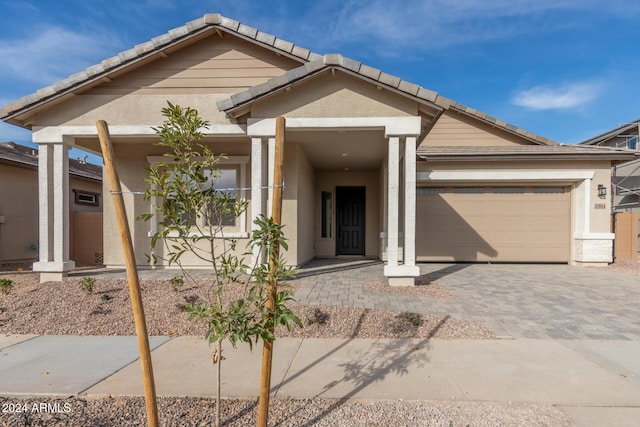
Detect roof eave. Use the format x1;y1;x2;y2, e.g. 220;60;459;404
0;157;37;170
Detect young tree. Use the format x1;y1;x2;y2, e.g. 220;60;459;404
138;102;301;427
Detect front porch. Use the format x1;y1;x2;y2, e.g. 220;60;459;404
248;116;423;285
31;116;425;285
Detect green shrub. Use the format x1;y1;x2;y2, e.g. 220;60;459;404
169;275;184;293
79;277;95;294
0;278;13;295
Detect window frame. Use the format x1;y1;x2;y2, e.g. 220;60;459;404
320;190;332;239
73;189;100;206
146;155;249;239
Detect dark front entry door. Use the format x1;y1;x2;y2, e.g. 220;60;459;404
336;187;366;255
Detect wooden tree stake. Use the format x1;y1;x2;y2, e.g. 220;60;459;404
257;116;285;427
97;120;159;427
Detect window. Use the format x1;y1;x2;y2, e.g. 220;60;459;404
614;135;638;150
204;168;238;227
453;187;484;194
73;190;100;206
321;191;332;238
147;156;248;238
493;187;525;194
532;187;565;194
417;187;445;194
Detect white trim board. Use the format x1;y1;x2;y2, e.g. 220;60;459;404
417;170;595;181
32;124;247;142
247;116;422;136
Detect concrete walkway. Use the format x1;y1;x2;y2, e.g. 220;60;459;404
1;334;639;426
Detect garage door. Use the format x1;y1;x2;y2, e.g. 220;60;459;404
416;186;570;262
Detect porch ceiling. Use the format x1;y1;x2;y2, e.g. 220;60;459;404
288;129;386;172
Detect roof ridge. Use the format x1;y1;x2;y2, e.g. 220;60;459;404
0;14;321;120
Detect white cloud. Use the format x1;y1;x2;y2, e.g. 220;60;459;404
0;26;120;85
311;0;551;49
511;82;602;110
282;0;640;55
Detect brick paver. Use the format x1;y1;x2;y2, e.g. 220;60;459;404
292;259;640;341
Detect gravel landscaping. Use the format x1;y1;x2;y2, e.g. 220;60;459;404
0;396;572;426
0;273;492;339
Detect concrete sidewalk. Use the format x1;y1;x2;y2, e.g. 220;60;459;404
1;334;639;426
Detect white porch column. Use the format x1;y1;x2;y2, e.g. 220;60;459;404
36;144;52;265
33;141;75;282
384;136;400;272
384;126;422;285
267;137;276;218
250;137;266;264
247;119;277;267
403;135;419;274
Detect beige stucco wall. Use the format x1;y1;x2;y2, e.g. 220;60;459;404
0;164;101;265
0;164;39;263
296;145;315;264
252;71;417;118
315;171;380;257
590;165;613;232
69;177;102;213
276;142;320;267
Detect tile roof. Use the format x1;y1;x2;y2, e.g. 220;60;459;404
417;144;639;161
2;13;554;147
217;54;555;146
0;14;320;121
579;119;640;145
0;142;102;181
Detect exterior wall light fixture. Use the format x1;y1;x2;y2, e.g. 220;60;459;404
597;184;607;198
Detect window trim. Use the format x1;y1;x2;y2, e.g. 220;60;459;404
146;155;249;239
73;189;100;206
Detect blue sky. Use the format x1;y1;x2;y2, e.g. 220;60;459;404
2;0;640;163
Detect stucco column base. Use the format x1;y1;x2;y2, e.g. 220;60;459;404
384;264;420;286
388;276;416;286
573;233;614;266
39;272;67;283
33;261;76;283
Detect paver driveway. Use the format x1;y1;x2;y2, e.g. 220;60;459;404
293;260;640;340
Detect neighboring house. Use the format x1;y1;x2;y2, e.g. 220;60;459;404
0;14;635;283
0;141;103;269
580;120;640;253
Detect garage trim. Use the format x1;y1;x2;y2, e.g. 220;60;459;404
417;169;604;264
417;170;594;181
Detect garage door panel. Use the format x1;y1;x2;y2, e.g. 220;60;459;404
417;186;570;263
